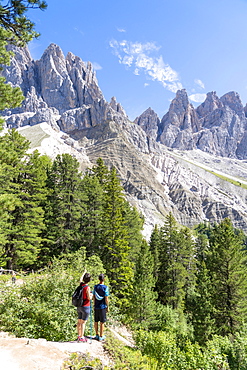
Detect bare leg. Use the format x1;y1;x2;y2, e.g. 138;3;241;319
77;319;83;337
77;319;87;337
100;322;105;337
81;320;87;337
94;322;99;336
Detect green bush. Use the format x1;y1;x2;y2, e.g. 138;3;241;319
205;334;247;370
104;331;164;370
0;249;106;341
0;274;12;283
135;330;231;370
150;303;194;339
62;352;111;370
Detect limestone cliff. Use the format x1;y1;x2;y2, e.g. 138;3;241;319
137;89;247;159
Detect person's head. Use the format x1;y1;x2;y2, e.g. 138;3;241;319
98;273;104;282
83;272;91;283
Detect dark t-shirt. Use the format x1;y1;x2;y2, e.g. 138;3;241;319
93;283;109;309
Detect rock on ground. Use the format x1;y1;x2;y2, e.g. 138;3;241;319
0;332;111;369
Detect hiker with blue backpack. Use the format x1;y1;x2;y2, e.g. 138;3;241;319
75;271;93;342
93;273;109;341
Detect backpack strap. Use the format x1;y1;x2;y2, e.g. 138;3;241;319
94;285;104;300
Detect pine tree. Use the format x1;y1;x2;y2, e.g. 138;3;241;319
79;174;104;256
149;224;161;282
0;1;47;42
43;154;86;259
191;260;215;344
0;132;48;269
183;229;214;343
206;218;247;335
101;167;134;306
130;240;158;327
122;201;144;263
91;157;110;187
157;213;196;312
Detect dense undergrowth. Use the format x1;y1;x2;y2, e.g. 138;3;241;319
62;330;247;370
1;260;247;369
0;249;108;341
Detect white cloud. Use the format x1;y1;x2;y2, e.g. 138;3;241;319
117;28;126;33
189;93;207;103
144;83;149;87
194;79;205;89
122;55;134;67
92;62;102;71
109;39;182;93
74;27;84;36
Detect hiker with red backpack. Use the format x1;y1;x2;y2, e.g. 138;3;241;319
76;272;93;342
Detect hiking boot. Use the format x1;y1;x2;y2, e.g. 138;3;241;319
95;334;100;340
98;335;106;341
78;336;88;342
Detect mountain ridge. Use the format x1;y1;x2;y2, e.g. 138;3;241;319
2;43;247;236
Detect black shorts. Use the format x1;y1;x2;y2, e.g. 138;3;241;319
94;308;107;323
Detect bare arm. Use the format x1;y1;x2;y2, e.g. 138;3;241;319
105;296;109;312
86;286;93;300
79;269;87;283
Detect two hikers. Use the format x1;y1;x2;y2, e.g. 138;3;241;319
76;272;109;342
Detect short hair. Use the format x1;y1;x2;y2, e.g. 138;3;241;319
83;272;91;283
98;273;104;281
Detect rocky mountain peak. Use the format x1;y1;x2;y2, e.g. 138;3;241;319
2;44;32;90
109;97;127;117
196;91;223;118
2;43;111;131
162;89;199;131
220;91;245;117
156;89;199;149
134;107;160;141
171;89;190;112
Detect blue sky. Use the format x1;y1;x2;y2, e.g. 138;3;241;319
27;0;247;120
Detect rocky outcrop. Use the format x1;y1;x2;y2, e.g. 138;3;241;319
1;43;126;132
195;91;246;157
134;107;159;142
157;89;200;150
136;89;247;159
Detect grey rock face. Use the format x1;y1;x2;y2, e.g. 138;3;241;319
196;91;223;118
157;89;200;150
77;120;247;234
110;97;127;117
1;43;113;132
134;107;159;142
135;89;247;159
